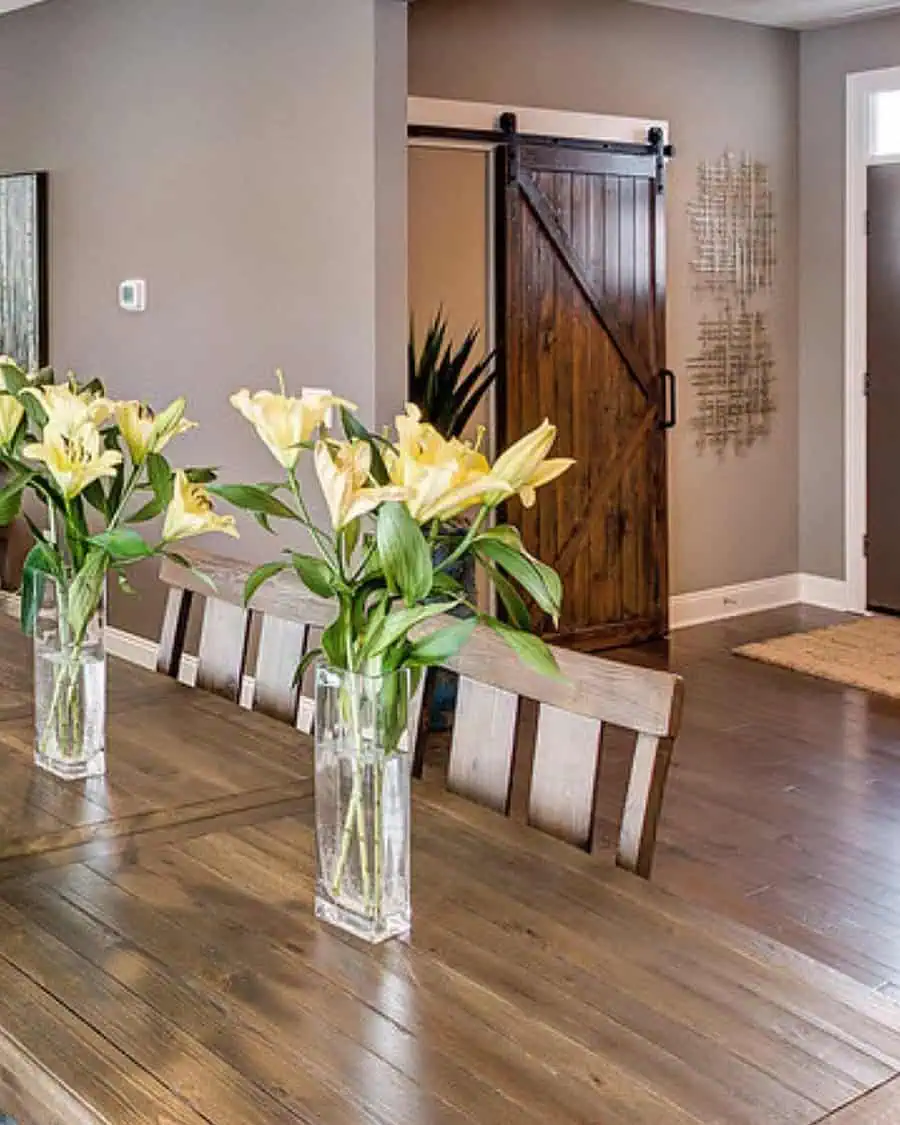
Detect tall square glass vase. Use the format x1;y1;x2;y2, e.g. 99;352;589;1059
314;665;412;943
33;577;107;781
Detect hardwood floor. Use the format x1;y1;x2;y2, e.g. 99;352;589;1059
428;604;900;995
611;605;900;994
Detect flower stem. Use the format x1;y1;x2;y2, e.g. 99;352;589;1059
436;505;489;574
288;472;339;568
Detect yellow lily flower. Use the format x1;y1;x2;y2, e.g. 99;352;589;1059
314;440;406;530
24;423;123;499
231;377;356;470
387;404;511;522
162;471;238;542
116;397;196;465
490;419;574;508
23;382;113;437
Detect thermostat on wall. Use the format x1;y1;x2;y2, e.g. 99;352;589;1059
118;279;147;313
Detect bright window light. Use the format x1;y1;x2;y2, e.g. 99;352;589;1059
872;89;900;157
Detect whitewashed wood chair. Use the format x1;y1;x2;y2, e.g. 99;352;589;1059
157;550;682;876
414;623;684;878
157;550;333;726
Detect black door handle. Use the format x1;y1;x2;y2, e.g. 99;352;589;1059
660;369;676;429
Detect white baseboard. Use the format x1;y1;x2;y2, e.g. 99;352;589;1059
669;575;800;630
796;573;852;612
670;572;854;630
104;626;262;709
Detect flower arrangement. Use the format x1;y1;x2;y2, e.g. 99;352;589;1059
221;373;573;939
0;357;237;777
223;375;572;680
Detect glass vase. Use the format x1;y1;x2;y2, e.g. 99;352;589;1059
33;576;107;781
314;664;413;943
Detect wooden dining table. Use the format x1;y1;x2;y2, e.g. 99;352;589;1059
0;619;898;1124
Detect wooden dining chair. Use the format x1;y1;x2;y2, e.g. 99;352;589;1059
413;624;684;878
157;550;333;725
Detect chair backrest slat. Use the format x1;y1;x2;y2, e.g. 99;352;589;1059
447;676;519;813
618;733;675;878
196;600;250;702
528;705;603;849
157;549;333;725
255;616;308;723
157;587;193;679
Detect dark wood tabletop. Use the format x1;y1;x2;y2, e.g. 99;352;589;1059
0;619;899;1125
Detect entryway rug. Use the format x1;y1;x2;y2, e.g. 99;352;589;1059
735;615;900;699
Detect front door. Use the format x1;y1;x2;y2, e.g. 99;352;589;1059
867;164;900;612
502;137;670;650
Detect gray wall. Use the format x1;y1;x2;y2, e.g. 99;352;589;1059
409;0;800;597
0;0;408;636
798;13;900;580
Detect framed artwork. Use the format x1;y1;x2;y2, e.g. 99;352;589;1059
0;171;48;370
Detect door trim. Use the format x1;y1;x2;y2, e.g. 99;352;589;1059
845;66;900;613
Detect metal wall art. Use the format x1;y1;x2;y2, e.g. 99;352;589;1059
686;153;776;452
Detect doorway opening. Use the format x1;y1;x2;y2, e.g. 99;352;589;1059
407;99;672;649
846;67;900;614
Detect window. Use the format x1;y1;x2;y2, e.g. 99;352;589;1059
871;89;900;158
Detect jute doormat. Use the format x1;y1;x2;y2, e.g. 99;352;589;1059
735;615;900;699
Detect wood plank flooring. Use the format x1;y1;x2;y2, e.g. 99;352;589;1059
612;606;900;995
426;605;900;996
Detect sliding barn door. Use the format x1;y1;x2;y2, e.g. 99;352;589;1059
502;138;669;650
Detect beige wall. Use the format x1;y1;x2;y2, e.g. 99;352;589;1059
409;0;800;597
0;0;408;636
798;13;900;580
407;144;491;431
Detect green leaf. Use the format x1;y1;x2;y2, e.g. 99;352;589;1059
484;562;532;630
430;570;465;598
475;539;562;623
376;502;432;606
163;552;217;591
364;601;458;661
292;553;336;600
89;527;153;562
292;647;322;689
340;407;390;485
209;483;300;521
81;480;109;520
406;617;477;669
126;495;166;524
0;487;22;526
0;469;32;526
474;525;523;550
483;617;562;679
146;451;173;498
321;604;350;668
67;548;108;643
20;540;64;636
477;525;563;612
342;517;361;564
243;561;288;606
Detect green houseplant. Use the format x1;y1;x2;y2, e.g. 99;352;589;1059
408;310;496;440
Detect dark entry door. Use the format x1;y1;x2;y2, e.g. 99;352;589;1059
501;138;670;650
867;164;900;613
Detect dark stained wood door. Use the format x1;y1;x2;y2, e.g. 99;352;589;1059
867;164;900;613
501;138;669;650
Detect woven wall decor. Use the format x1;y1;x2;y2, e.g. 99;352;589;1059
686;303;775;453
686;152;776;452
